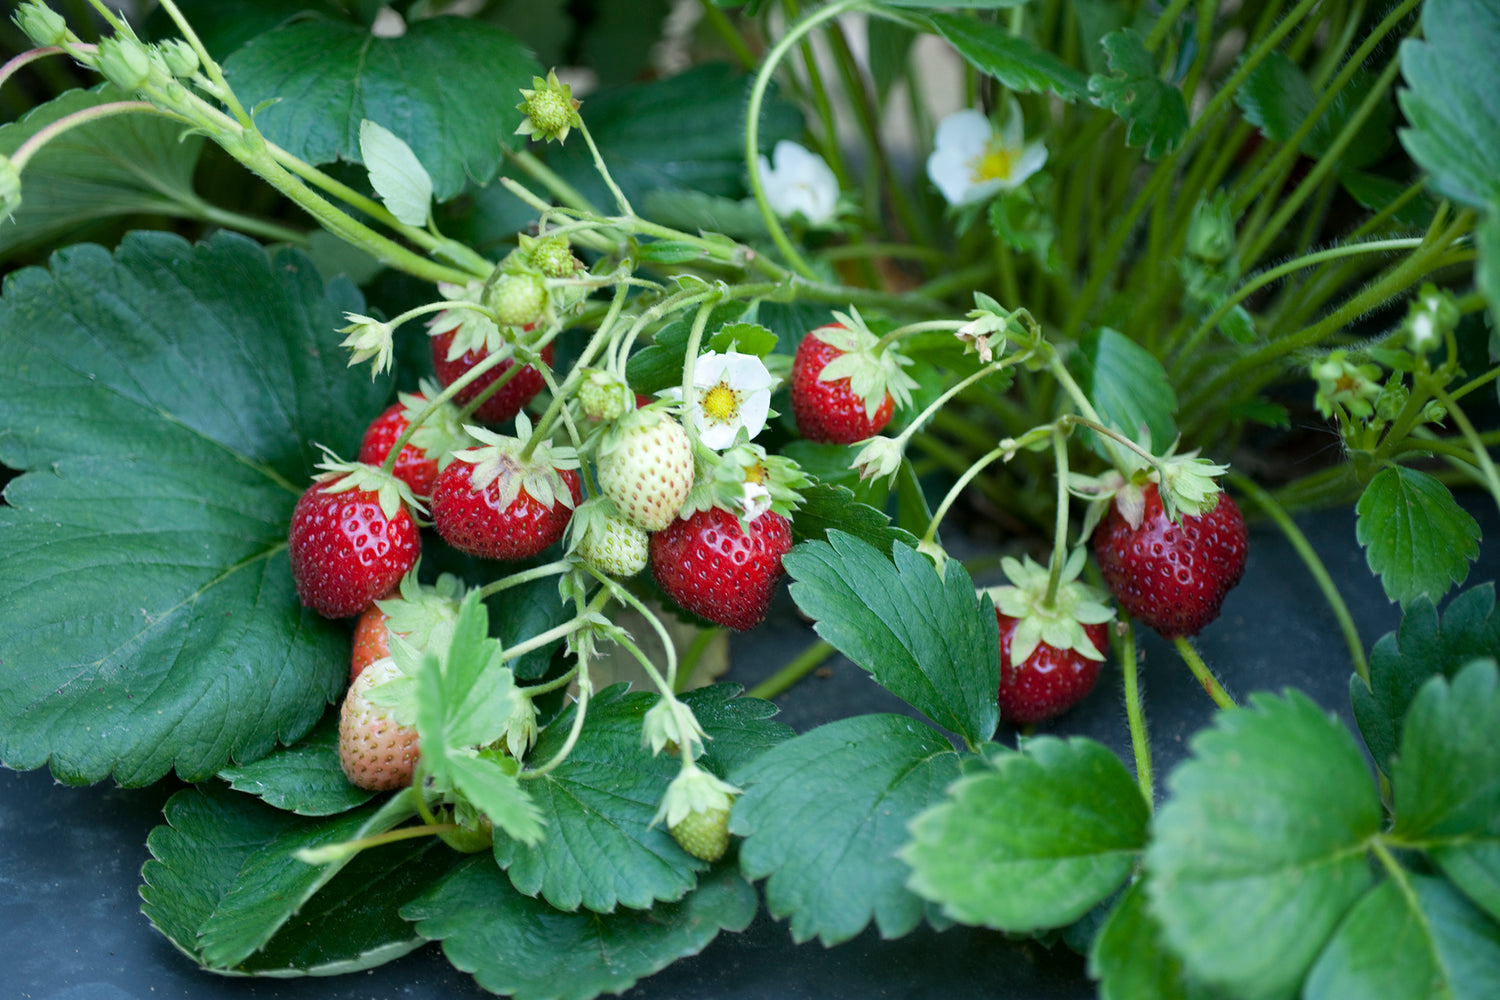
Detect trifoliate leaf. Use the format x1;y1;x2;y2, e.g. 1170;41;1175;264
0;86;204;262
1236;53;1395;171
1089;882;1213;1000
224;18;540;201
217;714;375;817
1392;658;1500;923
141;783;455;975
730;714;962;945
1088;29;1188;159
1353;584;1500;775
0;232;386;786
1303;876;1500;1000
403;857;756;1000
359;119;433;227
493;684;784;913
928;12;1089;102
1146;692;1382;1000
1355;466;1480;607
902;737;1148;932
782;532;1000;746
1070;326;1178;462
1397;0;1500;210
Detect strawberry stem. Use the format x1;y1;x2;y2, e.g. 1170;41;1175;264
675;298;723;447
919;445;1008;549
1042;424;1071;608
477;560;573;600
522;667;594;780
747;639;836;701
294;821;460;866
1116;620;1154;807
1173;637;1236;709
872;319;966;355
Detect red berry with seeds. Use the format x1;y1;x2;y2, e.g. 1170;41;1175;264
288;460;421;619
650;506;792;631
1093;482;1248;638
431;326;552;425
356;384;468;497
996;611;1109;725
790;313;918;446
430;420;581;561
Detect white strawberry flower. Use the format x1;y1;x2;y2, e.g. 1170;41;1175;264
926;98;1047;207
758;140;839;225
662;350;777;451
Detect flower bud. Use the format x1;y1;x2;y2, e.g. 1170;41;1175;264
1186;191;1236;264
95;35;154;92
156;38;199;79
14;3;70;48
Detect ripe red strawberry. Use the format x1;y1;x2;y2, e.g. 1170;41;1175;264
791;329;895;443
288;460;421;619
351;606;391;679
431;326;552;425
996;611;1109;725
356;384;469;496
650;505;792;631
1093;482;1248;638
339;657;419;791
430;421;581;561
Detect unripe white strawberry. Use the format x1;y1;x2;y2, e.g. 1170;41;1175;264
485;272;548;328
338;657;419;791
571;498;650;577
596;408;694;531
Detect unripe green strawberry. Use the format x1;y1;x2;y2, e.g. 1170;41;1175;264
570;497;649;577
529;235;579;279
597;408;694;531
670;805;731;862
486;272;548;328
338;657;419;791
577;369;633;423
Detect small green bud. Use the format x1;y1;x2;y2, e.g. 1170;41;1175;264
576;369;633;423
1374;381;1408;423
515;69;583;144
1422;400;1447;423
95;35;154;92
1186;191;1236;264
156;38;199;79
1404;283;1460;354
0;154;22;222
14;2;70;48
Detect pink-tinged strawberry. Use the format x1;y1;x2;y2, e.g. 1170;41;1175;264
339;656;419;791
986;552;1114;725
650;505;792;631
356;380;470;497
288;455;422;619
430;326;552;426
350;572;466;680
431;416;581;561
1093;482;1248;639
790;311;917;444
596;406;695;531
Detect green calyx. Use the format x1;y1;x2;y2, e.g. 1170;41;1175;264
399;379;473;473
94;34;155;93
313;447;424;520
430;281;505;359
15;3;72;48
515;69;583;144
1068;428;1228;530
986;550;1113;667
566;496;649;577
375;570;466;661
449;414;580;511
576;368;634;423
817;307;920;421
678;438;808;527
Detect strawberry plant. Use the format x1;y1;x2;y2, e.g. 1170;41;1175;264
1;1;1498;998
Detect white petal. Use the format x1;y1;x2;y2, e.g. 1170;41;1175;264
933;109;993;159
927;148;977;205
1002;141;1048;189
721;352;774;391
697;420;738;451
738;392;771;440
692;351;731;387
997;94;1025;150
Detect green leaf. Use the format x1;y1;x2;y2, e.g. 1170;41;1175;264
359;118;433;227
1352;584;1500;775
867;16;916;100
1479;207;1500;331
141;783;453;975
1087;29;1188;159
1237;52;1395;169
901;737;1148;932
786;478;914;555
0;86;204;262
681;683;795;778
492;684;766;913
218;713;375;817
0;231;385;786
731;714;962;945
1146;691;1382;1000
1089;882;1211;1000
927;13;1090;102
543;63;803;212
1070;326;1178;457
782;532;1000;745
224;17;540;201
1355;466;1481;607
709;321;777;357
639;189;770;242
405;856;756;1000
1392;659;1500;922
1398;0;1500;209
1304;876;1500;1000
624;301;753;395
144;0;350;61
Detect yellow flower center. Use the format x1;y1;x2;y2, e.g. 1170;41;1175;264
744;460;767;485
700;380;740;423
969;140;1015;184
